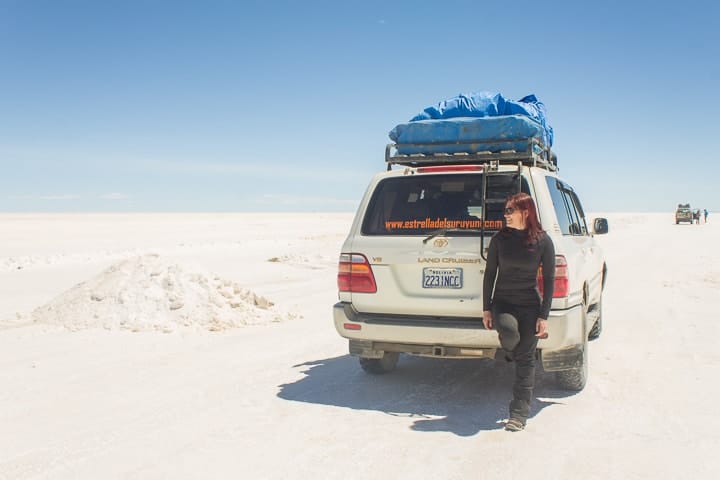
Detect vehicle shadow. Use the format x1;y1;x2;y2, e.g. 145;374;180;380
277;354;575;436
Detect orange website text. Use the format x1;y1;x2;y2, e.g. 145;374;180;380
385;218;503;230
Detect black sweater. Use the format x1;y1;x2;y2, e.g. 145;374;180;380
482;228;556;320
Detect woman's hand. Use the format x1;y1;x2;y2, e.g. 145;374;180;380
535;318;548;338
482;310;493;329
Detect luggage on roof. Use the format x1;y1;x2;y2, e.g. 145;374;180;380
387;92;556;170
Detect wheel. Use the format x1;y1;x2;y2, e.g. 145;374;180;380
359;352;399;374
588;294;603;341
556;305;589;391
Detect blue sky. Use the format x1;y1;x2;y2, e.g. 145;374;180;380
1;0;718;213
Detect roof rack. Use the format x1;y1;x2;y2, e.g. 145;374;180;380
385;136;557;172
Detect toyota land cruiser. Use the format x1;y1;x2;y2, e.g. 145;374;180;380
333;139;608;391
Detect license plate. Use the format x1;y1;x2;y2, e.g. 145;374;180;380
422;268;463;289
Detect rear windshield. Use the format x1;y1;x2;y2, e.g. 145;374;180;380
362;173;530;235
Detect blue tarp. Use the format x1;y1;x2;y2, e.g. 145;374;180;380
389;115;549;156
389;92;554;153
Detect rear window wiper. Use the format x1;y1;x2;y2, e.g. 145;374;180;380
423;228;486;244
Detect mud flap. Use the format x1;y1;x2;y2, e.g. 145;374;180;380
349;340;384;358
541;346;584;372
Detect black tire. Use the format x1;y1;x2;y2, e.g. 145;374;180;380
359;352;399;374
588;295;603;341
556;306;589;391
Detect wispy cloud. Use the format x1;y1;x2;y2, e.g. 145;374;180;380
38;194;81;201
254;194;358;206
151;162;266;175
7;194;81;201
100;193;129;200
146;161;369;181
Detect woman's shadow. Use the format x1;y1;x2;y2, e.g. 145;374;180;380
277;354;575;436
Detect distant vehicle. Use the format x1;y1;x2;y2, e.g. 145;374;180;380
333;137;608;391
675;204;693;224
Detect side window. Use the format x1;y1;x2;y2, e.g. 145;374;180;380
546;177;572;235
545;178;587;236
568;191;588;235
565;194;583;235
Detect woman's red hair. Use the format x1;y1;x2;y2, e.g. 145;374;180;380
506;192;544;245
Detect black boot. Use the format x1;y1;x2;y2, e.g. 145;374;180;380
505;417;526;431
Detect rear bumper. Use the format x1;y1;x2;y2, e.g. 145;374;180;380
333;302;585;355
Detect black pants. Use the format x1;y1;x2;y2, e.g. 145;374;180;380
492;301;541;421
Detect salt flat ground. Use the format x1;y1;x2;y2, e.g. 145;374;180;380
0;213;718;480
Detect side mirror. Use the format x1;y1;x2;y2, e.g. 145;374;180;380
593;217;609;235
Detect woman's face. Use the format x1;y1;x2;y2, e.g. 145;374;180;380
504;204;527;230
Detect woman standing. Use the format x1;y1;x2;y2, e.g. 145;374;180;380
482;193;555;431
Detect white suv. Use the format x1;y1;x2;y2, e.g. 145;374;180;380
333;143;608;391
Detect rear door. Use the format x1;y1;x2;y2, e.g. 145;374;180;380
545;178;603;307
351;171;528;317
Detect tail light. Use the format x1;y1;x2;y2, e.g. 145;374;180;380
537;255;568;298
337;253;377;293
